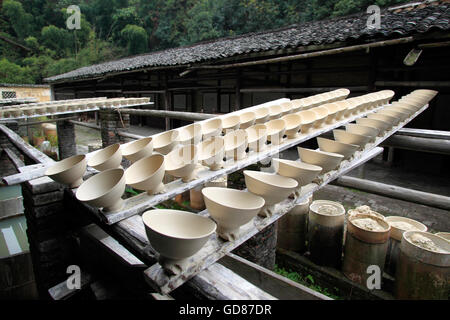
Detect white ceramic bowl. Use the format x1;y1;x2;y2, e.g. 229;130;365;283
142;209;216;261
297;147;344;174
239;111;256;129
246;124;268;152
165;144;198;182
316;137;359;160
153;130;180;155
333;129;371;148
272;158;322;186
122;137;154;163
224;129;248;160
202;187;265;241
87;143;122;171
244;170;298;217
125;154;165;195
281;114;302;139
254;107;269;124
76;168;126;212
198;136;225;170
179;123;202;145
222;115;240;133
45;154;87;188
266;119;286;145
202;119;223;140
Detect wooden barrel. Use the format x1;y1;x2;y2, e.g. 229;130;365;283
342;214;390;286
308;200;345;268
395;231;450;299
277;196;312;253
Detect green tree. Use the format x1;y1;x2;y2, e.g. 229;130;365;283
41;25;72;57
2;0;34;39
0;58;34;83
120;24;148;55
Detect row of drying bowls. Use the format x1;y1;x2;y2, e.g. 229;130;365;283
44;89;437;265
0;97;151;118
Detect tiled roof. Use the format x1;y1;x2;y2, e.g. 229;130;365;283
45;0;450;83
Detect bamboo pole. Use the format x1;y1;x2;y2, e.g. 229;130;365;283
117;108;215;121
382;135;450;155
334;176;450;211
181;37;414;72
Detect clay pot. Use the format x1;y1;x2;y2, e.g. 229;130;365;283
142;209;216;263
281;114;302;139
296;110;317;133
222;115;240;133
87;143;122;171
333;129;371;149
190;186;205;210
224;129;248;160
367;113;397;127
122;137;153;163
317;137;359;160
356;117;391;134
76;168;126;212
244;170;298;217
268;104;283;120
297;147;344;174
45;154;86;188
254;107;269;124
153;130;179;155
345;124;379;141
266;119;286;145
165;144;198;182
198;136;225;170
272;158;322;186
310;106;329;128
202;119;222;140
239;111;256;129
246;124;267;152
202;187;265;241
179;123;202;145
125;154;165;195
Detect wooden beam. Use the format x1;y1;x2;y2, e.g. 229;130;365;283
117;108;215;121
1;146;25;169
375;81;450;87
382;135;450;155
18;116;78;127
334;176;450;211
69;120;101;131
240;86;368;93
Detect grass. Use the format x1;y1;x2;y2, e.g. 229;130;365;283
274;264;342;300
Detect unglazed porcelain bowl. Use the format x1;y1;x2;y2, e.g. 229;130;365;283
198;136;225;170
153;130;180;155
266;119;286;145
333;129;371;149
281;114;302;139
385;216;427;242
45;154;87;188
202;187;265;241
142;209;216;272
76;168;126;212
268;104;283;120
345;124;380;141
125;154;165;195
356;117;391;134
202;119;223;140
297;147;344;174
367;113;397;127
239;111;256;129
244;170;298;217
379;109;408;123
122;137;153;163
179;123;202;145
310;106;328;128
87;143;122;171
254;107;269;124
290;99;304;113
316;137;359;160
246;124;267;152
222;115;240;133
297;110;317;133
272;158;322;187
280;102;293;116
322;103;341;123
165;144;198;182
224;129;248;160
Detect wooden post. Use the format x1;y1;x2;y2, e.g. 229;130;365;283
234;70;241;111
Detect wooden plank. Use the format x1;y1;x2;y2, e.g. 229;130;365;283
1;146;25;169
142;147;384;294
100;101;390;225
140;103;430;294
1;102;154;121
220;253;330;300
335;176;450;210
48;272;93;300
0;124;54;165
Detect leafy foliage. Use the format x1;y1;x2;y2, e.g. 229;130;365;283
0;0;411;84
